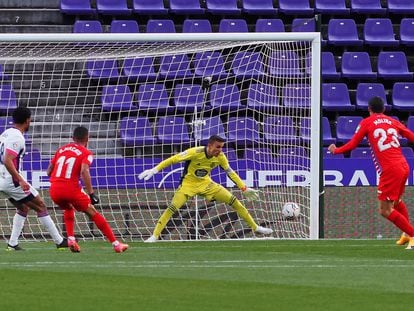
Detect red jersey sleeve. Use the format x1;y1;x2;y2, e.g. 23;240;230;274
334;119;368;154
82;151;93;166
398;123;414;143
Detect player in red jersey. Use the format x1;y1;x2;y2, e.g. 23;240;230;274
329;97;414;249
47;126;128;253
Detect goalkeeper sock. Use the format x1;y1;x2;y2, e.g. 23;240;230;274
394;200;409;222
387;209;414;237
153;205;177;238
9;212;27;246
37;213;64;245
64;209;75;237
230;197;258;231
91;212;116;243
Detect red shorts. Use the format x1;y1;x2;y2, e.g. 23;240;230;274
377;162;409;201
50;183;91;212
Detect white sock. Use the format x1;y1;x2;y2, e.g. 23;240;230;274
112;240;119;247
38;215;63;245
9;213;26;246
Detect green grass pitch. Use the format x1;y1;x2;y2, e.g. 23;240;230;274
0;239;413;311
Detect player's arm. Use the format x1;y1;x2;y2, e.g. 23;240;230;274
399;124;414;143
80;162;99;204
3;151;29;191
138;149;195;181
329;121;367;154
218;154;259;202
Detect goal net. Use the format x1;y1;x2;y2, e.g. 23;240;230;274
0;32;321;242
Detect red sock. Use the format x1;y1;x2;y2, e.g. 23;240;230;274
91;212;116;243
64;209;75;237
394;200;410;222
387;209;414;237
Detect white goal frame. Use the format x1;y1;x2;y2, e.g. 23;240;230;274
0;32;321;240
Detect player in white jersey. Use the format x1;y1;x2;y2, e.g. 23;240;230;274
0;107;67;251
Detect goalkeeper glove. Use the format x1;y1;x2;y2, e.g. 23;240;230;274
89;193;100;205
242;187;260;202
138;167;158;181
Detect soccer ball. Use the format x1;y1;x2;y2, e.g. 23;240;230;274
282;202;300;219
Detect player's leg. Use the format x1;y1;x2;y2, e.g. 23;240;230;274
72;190;128;252
7;182;67;249
394;200;411;245
207;183;273;235
7;201;29;250
146;189;190;242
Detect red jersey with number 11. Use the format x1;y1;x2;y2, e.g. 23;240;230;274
334;113;414;174
49;143;93;187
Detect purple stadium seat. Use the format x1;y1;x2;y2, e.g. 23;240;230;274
60;0;95;15
328;19;363;46
86;59;120;80
170;0;205;15
377;51;413;80
137;83;170;113
209;84;242;112
255;19;285;32
222;147;237;160
278;0;314;15
301;117;336;146
278;146;308;158
110;20;139;33
0;117;13;133
96;0;131;15
263;116;300;144
231;51;265;80
364;18;398;46
350;0;386;14
156;117;190;145
243;148;277;169
219;19;248;32
197;116;227;143
173;84;204;113
400;18;414;46
101;85;135;112
388;0;414;14
406;117;414;133
392;83;414;111
227;117;260;147
291;18;315;32
146;19;176;33
341;52;377;79
268;51;302;77
132;0;168;15
183;19;212;32
159;54;193;79
206;0;241;15
336;116;366;144
73;20;103;33
247;83;278;111
0;85;17;112
122;57;157;82
282;84;310;108
350;147;372;158
355;83;389;110
193;51;228;80
242;0;277;15
315;0;350;14
120;117;157;146
0;64;8;80
323;147;344;158
321;52;340;79
322;83;354;111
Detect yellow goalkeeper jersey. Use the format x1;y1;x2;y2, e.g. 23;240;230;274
155;146;245;189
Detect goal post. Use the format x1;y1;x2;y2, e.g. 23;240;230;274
0;32;321;242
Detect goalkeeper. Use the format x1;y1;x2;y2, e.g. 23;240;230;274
139;135;273;242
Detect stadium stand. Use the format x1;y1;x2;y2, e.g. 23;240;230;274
132;0;168;15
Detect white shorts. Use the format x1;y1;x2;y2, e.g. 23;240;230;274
0;177;39;203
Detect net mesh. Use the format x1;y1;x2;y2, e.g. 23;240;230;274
0;37;317;241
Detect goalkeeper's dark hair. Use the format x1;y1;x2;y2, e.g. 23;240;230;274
12;107;31;124
368;96;385;113
73;126;89;141
208;135;226;144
